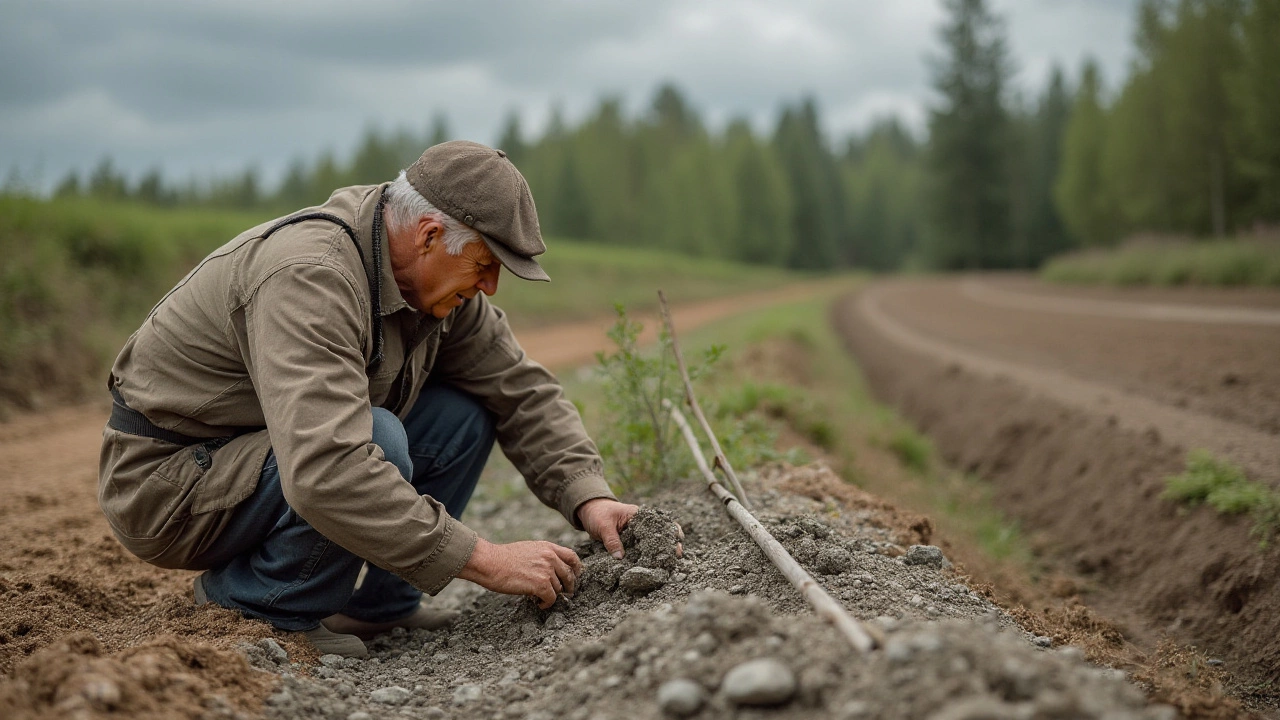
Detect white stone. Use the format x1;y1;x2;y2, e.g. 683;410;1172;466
721;658;797;706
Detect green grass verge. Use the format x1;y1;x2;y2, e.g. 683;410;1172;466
1042;237;1280;287
554;285;1032;567
0;194;805;412
1163;450;1280;546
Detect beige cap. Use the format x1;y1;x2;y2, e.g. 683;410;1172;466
406;140;549;282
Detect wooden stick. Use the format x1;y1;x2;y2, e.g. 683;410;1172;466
656;290;752;509
665;400;878;654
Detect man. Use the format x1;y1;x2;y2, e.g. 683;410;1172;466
99;141;638;658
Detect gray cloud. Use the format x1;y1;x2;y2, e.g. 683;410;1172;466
0;0;1136;191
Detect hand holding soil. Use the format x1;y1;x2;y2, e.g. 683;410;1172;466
576;497;640;558
456;538;583;609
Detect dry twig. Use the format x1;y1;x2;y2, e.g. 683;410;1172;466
656;290;752;509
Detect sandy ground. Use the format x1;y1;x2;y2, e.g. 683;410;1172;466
833;275;1280;697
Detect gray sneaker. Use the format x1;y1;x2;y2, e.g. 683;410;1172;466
303;626;369;658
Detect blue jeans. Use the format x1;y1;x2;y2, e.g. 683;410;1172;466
194;383;496;632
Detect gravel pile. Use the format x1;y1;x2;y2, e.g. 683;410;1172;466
241;465;1172;720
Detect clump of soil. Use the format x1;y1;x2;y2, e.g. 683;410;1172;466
0;633;272;720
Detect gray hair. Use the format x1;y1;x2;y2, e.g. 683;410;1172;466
383;171;481;255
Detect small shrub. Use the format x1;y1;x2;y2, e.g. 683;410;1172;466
1163;450;1280;546
594;304;722;492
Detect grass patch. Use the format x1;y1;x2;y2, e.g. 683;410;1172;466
1163;450;1280;546
1042;235;1280;287
887;428;933;474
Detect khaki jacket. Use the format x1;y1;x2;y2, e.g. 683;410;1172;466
98;184;615;594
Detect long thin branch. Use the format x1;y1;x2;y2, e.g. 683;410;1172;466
656;290;752;509
666;401;878;654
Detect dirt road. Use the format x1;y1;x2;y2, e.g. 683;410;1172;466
833;275;1280;689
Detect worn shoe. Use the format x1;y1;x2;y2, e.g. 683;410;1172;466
196;574;368;658
303;626;369;658
321;602;459;640
193;574;209;605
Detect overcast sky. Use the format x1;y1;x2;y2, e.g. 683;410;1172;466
1;0;1137;192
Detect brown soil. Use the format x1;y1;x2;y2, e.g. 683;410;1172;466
831;275;1280;705
0;286;824;718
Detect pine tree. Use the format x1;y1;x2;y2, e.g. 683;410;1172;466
925;0;1014;268
773;99;844;269
1056;60;1118;245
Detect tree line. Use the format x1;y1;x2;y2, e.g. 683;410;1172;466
49;0;1280;271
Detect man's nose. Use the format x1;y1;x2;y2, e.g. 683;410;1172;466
477;265;500;296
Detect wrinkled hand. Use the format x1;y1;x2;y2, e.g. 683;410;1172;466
577;498;684;560
457;538;582;609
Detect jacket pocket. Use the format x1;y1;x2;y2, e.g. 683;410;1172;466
101;443;207;542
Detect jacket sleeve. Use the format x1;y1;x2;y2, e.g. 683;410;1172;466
434;294;616;528
242;261;476;594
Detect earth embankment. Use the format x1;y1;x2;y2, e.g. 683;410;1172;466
832;275;1280;688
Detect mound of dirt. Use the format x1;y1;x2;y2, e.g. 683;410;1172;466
0;633;272;720
241;464;1174;720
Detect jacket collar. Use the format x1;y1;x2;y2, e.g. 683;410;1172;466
351;183;411;317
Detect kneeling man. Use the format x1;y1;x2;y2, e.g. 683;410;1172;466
99;141;636;657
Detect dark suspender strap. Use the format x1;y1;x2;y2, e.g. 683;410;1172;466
260;210;385;375
108;387;210;446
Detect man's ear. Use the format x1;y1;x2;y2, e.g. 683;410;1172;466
416;216;445;254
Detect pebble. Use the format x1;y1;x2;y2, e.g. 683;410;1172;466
1032;635;1053;648
721;658;797;706
259;638;289;663
370;686;412;705
692;632;719;655
903;545;950;568
619;567;669;594
657;678;706;717
81;677;122;710
728;584;747;595
545;612;567;630
423;708;446;720
671;572;687;583
319;654;345;668
1207;658;1224;667
266;689;292;706
453;683;483;705
347;713;373;720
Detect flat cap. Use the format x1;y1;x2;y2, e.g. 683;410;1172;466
406;140;549;282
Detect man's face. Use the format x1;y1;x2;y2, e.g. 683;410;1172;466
401;221;501;318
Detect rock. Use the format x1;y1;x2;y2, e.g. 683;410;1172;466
728;584;746;595
721;658;797;706
80;675;122;711
258;637;289;663
545;612;567;631
657;678;705;717
319;654;345;668
453;683;483;705
347;713;373;720
814;546;854;575
619;567;669;594
903;545;950;568
370;686;412;705
266;689;293;706
521;621;542;639
692;632;719;655
1032;635;1052;648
